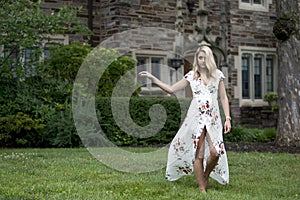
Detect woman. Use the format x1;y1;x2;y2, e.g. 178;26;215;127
139;45;231;193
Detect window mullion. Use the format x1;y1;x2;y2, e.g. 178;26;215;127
250;53;254;101
261;54;266;98
147;57;151;88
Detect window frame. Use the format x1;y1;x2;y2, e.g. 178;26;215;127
0;34;68;78
136;55;165;88
236;46;277;107
133;49;182;97
239;0;272;12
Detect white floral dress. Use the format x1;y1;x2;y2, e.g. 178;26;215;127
165;69;229;185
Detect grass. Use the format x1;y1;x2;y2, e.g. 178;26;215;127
0;148;299;200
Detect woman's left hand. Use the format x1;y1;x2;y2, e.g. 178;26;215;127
224;120;231;134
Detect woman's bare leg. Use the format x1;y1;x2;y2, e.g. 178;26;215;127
203;135;219;189
194;129;206;193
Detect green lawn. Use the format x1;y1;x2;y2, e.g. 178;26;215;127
0;148;299;200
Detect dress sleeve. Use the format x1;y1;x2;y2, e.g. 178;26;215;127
218;69;225;81
184;71;193;83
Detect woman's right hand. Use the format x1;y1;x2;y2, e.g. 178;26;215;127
138;71;154;80
139;71;188;94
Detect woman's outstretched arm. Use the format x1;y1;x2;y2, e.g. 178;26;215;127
139;71;189;94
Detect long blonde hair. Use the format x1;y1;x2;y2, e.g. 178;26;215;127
192;45;217;80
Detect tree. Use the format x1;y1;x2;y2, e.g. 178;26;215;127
0;0;91;78
274;0;300;147
0;0;91;147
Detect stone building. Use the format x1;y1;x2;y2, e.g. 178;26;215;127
40;0;278;128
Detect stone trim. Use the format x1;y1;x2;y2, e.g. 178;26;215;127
239;0;273;12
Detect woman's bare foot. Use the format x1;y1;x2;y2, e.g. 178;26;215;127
198;176;207;193
198;186;207;193
204;175;210;190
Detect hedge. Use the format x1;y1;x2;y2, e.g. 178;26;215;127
0;95;276;148
96;97;191;146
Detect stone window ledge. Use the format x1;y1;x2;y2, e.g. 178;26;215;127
239;0;273;12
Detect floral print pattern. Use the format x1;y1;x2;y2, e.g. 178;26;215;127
166;70;229;185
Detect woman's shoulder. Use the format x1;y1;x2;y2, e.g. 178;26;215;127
216;69;222;74
185;70;194;76
216;69;225;80
184;70;194;82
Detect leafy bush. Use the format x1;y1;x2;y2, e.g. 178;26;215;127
96;97;191;146
96;97;275;146
0;43;142;148
43;103;82;148
263;92;278;110
43;41;92;83
0;0;93;148
0;112;45;147
0;76;75;148
97;52;139;97
0;42;90;148
224;126;276;143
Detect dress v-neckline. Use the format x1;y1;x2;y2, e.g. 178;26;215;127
198;72;210;87
199;77;209;87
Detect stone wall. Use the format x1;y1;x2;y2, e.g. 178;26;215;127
40;0;279;128
41;0;179;46
239;107;278;128
227;0;277;53
226;0;278;126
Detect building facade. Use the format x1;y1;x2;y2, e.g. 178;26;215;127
40;0;278;128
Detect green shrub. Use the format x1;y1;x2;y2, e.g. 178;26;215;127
0;42;94;148
224;126;276;143
0;112;45;147
263;92;278;103
0;44;143;148
98;55;139;97
43;103;82;148
96;97;191;146
43;41;92;83
263;128;277;141
263;92;278;110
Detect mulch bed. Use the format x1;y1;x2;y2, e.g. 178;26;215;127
225;142;300;154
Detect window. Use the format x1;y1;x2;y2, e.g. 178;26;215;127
239;49;277;105
3;46;19;66
136;56;163;88
253;55;262;99
0;35;68;78
253;0;262;4
239;0;271;12
240;0;263;5
242;55;250;99
42;42;64;61
265;56;274;93
3;46;19;77
44;47;51;60
24;48;39;77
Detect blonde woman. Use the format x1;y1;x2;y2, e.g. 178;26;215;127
139;45;231;193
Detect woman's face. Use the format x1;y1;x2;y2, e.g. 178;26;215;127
197;51;206;69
